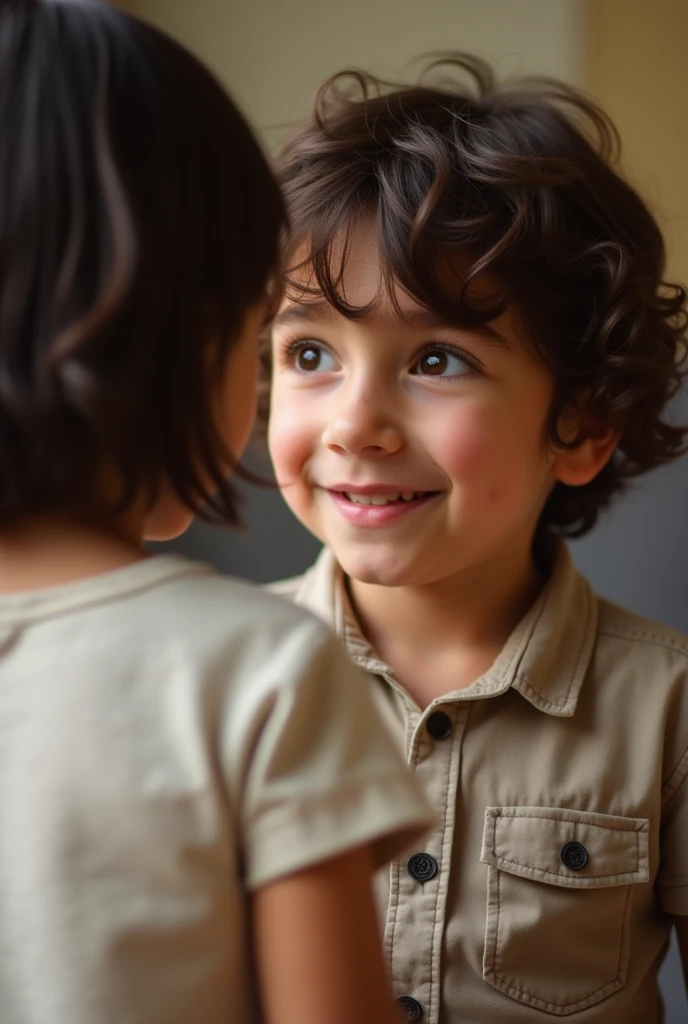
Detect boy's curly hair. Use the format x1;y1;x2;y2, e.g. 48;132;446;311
268;55;687;537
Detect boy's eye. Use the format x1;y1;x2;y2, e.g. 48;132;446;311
411;347;472;378
291;342;338;373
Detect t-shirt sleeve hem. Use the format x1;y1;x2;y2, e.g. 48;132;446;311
659;882;688;916
244;771;436;892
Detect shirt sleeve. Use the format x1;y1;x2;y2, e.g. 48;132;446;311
236;620;435;892
658;747;688;915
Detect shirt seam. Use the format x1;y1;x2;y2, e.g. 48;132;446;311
597;624;688;660
489;808;647;831
662;745;688;805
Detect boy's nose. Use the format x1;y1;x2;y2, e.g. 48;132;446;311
321;400;403;457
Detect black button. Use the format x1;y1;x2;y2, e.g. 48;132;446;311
396;995;423;1021
426;711;452;740
407;852;438;883
561;841;588;871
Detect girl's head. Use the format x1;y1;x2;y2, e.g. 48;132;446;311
0;0;285;536
269;56;687;541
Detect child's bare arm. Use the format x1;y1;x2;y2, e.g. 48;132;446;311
252;844;401;1024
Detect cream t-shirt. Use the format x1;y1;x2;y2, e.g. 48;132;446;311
0;554;433;1024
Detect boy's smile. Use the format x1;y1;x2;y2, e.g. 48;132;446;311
327;486;441;526
269;221;588;592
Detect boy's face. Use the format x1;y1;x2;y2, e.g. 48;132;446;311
269;223;565;588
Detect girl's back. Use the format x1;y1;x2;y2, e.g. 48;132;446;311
0;557;427;1022
0;3;434;1021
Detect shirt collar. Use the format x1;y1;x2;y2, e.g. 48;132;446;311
289;543;597;717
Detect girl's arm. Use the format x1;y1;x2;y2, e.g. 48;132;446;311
252;844;401;1024
676;916;688;995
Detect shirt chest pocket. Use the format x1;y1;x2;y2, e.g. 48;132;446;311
480;806;650;1017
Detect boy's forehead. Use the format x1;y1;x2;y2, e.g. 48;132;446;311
281;216;505;330
284;220;387;313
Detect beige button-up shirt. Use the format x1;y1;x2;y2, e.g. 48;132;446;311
271;544;688;1023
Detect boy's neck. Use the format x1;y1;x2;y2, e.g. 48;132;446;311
347;542;547;709
0;514;147;594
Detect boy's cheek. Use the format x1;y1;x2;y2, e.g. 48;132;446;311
432;418;503;481
433;402;546;480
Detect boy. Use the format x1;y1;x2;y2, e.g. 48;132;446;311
265;56;688;1023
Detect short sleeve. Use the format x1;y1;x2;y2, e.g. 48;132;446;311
237;622;435;891
659;747;688;915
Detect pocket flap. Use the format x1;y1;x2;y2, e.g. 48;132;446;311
481;806;649;888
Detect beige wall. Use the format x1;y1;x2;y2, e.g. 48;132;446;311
116;0;584;149
587;0;688;286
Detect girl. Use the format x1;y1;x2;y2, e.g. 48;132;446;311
0;4;433;1023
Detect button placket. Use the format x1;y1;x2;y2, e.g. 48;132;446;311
384;704;465;1024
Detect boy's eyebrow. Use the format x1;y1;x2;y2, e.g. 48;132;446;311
273;301;510;349
398;309;511;349
272;301;337;328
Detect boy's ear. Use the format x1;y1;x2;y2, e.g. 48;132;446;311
551;403;620;487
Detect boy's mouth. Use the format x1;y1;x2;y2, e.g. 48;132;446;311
325;487;441;527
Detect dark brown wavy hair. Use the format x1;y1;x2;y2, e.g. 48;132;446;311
0;0;285;527
269;55;687;536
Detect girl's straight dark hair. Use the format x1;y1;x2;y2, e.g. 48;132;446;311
0;0;285;526
273;56;688;536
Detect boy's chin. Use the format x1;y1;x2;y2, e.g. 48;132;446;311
336;548;419;589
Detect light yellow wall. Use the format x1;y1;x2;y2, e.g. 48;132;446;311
117;0;584;150
588;0;688;286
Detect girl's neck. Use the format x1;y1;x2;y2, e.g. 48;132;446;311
0;513;147;594
347;543;547;708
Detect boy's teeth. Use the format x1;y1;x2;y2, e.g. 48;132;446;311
344;492;400;505
344;491;424;505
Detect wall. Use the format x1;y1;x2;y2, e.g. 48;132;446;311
587;0;688;287
117;0;584;148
